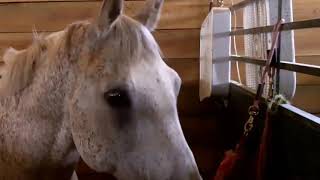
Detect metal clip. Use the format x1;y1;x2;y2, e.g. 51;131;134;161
209;0;224;12
243;106;259;136
217;0;224;7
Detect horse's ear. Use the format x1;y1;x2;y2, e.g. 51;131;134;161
135;0;164;32
97;0;123;31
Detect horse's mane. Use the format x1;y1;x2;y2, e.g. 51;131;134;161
0;15;161;97
0;30;65;96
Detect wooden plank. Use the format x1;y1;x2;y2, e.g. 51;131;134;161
295;29;320;55
0;29;200;59
296;55;320;85
0;1;208;32
296;72;320;86
293;0;320;22
155;29;199;59
0;0;317;31
0;33;32;54
296;55;320;65
292;85;320;114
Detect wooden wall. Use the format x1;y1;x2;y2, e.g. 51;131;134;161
0;0;319;179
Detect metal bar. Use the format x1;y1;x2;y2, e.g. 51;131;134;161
232;18;320;36
229;0;254;12
230;56;320;77
279;62;320;77
276;0;283;94
215;18;320;37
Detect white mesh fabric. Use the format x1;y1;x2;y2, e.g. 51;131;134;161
244;0;269;95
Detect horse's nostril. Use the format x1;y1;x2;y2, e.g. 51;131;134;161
104;88;131;108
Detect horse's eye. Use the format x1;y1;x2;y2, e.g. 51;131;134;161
104;88;131;108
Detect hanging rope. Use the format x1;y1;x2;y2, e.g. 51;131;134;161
230;0;242;84
214;19;285;180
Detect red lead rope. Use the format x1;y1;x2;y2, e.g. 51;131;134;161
255;19;284;108
214;19;284;180
256;19;284;180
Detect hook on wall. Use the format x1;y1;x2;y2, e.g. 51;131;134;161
217;0;224;7
209;0;224;12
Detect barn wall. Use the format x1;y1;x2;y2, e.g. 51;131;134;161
0;0;319;179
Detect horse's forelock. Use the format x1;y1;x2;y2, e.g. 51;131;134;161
105;16;161;60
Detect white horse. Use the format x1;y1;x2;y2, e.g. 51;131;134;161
0;0;202;179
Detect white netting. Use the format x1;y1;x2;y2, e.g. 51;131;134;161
244;0;269;94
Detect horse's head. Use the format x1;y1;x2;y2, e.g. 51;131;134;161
66;0;202;179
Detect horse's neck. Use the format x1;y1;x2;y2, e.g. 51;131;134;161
10;55;70;120
0;56;79;173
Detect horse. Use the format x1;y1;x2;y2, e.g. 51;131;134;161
0;0;202;179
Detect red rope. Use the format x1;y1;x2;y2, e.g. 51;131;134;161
214;19;284;180
256;19;284;180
